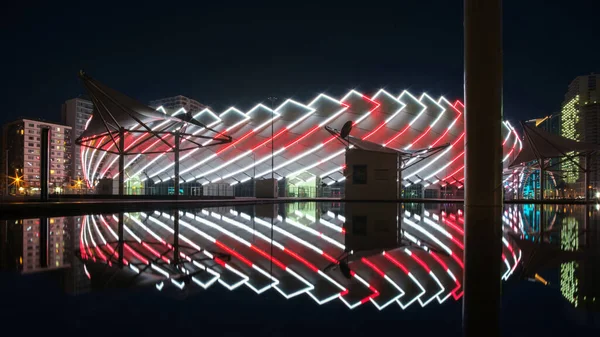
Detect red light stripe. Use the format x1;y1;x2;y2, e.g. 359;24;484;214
216;130;255;155
409;125;433;147
443;218;464;235
407;251;431;273
450;253;464;269
450;236;464;250
93;246;108;262
322;253;338;264
429;251;462;298
441;165;465;183
428;251;449;270
384;125;411;146
251;128;288;151
361;121;387;140
430;128;451;147
284;125;320;148
249;245;287;270
124;245;149;265
431;103;462;147
141;242;170;263
214;257;226;267
360;257;386;278
383;253;409;275
214;241;253;267
451;132;465;146
283;248;319;273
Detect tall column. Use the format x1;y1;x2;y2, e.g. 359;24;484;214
463;1;503;336
174;132;180;198
40;128;50;201
119;128;125;196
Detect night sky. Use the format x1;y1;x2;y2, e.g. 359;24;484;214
2;1;599;128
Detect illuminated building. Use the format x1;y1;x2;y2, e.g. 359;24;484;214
561;74;600;189
0;217;69;272
2;119;72;194
559;207;600;311
62;97;94;181
80;85;523;198
78;205;522;310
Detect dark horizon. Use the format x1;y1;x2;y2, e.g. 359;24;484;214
1;1;599;128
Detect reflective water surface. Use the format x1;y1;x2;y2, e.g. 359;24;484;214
1;202;599;335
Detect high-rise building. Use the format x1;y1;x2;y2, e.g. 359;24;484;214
61;97;94;181
560;209;600;312
148;95;207;114
2;118;72;194
561;74;600;187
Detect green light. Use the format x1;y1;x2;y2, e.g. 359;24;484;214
560;216;579;307
561;95;580;183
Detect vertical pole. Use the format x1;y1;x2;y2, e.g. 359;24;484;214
40;128;50;201
173;211;180;266
39;217;48;268
118;128;125;196
540;161;545;202
270;98;275;198
118;212;124;269
464;1;503;336
585;154;590;202
539;204;545;242
174;131;180;198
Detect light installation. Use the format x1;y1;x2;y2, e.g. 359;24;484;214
80;89;522;195
78;205;523;310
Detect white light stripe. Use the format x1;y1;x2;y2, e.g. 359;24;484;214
403;218;452;255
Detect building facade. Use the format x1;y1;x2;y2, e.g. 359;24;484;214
149;95;208;114
2;119;72;194
561;74;600;189
61;97;94;181
82;89;522;198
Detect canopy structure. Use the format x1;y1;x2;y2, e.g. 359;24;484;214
76;71;231;155
508;121;600;201
75;71;232;194
509;122;600;169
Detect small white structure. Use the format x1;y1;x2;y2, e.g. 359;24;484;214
344;148;399;200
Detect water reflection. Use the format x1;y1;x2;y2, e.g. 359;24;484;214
1;203;599;312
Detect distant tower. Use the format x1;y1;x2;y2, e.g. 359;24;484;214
61;97;94;181
149;95;208;114
561;74;600;189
